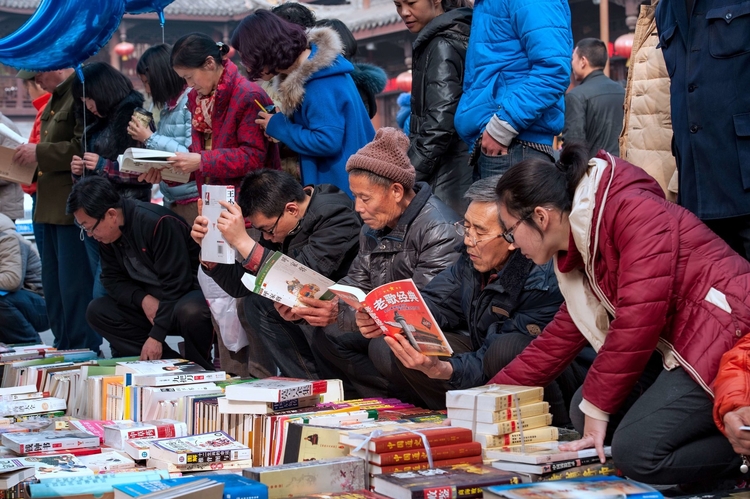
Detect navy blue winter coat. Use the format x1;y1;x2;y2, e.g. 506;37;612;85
656;0;750;219
421;249;564;389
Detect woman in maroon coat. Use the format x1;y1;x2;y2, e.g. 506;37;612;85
162;33;279;195
488;143;750;487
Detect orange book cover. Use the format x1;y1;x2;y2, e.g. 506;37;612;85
329;279;453;357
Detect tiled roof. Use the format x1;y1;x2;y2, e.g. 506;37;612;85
0;0;403;31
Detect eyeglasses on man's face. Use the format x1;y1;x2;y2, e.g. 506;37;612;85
74;217;103;240
453;221;503;247
256;211;284;236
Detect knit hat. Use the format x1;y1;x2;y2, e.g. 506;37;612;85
346;127;416;189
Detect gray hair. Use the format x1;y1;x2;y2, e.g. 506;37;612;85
464;175;502;203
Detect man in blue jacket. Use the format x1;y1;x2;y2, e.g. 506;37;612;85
363;178;588;421
454;0;572;179
656;0;750;261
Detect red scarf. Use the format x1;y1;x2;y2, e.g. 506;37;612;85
191;69;225;134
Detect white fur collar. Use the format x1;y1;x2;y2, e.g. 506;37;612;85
273;27;343;116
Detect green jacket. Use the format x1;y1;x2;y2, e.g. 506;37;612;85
34;73;82;225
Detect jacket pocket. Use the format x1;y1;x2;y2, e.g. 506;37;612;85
734;113;750;190
707;1;750;58
657;24;678;77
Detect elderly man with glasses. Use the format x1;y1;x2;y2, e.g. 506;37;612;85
361;177;591;418
67;176;214;368
193;168;361;379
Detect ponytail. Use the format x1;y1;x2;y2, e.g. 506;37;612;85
495;142;591;233
171;32;227;69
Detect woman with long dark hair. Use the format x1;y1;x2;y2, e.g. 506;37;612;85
394;0;472;214
488;144;750;487
129;44;198;223
165;32;280;194
70;62;151;201
231;10;374;197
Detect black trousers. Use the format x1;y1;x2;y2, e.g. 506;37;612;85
86;290;214;370
570;358;741;485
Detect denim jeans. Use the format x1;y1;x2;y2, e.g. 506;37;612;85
475;141;554;180
0;289;47;344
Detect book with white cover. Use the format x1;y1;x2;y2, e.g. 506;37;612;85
0;396;66;417
123;439;154;460
217;394;320;414
149;431;250;465
77;450;136;472
0;454;94;480
201;185;236;264
247;251;335;308
1;431;99;454
118;148;189;183
115;360;226;387
140;383;223;421
104;420;189;449
484;442;613;464
224;378;326;403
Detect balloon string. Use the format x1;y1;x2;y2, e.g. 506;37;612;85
161;24;165;44
82;78;87;176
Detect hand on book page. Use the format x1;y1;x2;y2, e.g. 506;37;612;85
384;333;454;380
292;296;340;327
558;414;608;463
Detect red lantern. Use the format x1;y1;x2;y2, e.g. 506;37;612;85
613;33;634;59
114;41;135;61
395;70;412;92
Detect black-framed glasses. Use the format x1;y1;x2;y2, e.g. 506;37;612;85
453;221;503;247
74;217;103;240
256;211;284;236
501;214;532;244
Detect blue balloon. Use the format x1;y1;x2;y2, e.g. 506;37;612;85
124;0;175;25
0;0;125;72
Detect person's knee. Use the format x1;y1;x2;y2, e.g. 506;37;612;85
568;388;584;434
482;333;532;379
85;297;109;331
611;426;661;483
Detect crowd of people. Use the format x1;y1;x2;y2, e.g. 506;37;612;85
1;0;750;492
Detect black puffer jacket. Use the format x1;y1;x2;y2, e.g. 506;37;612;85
408;8;472;214
82;90;143;161
337;182;462;331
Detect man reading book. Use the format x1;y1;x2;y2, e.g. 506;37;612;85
361;177;590;418
192;168;361;379
66;176;214;368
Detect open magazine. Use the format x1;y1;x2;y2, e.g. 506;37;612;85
329;279;453;357
118;148;189;183
238;254;453;356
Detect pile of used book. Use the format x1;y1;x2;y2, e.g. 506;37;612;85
0;345;673;499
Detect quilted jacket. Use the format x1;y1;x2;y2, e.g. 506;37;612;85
454;0;572;146
144;88;199;204
489;152;750;417
187;59;280;194
714;334;750;433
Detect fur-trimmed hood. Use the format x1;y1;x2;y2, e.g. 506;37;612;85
84;90;144;160
273;27;353;116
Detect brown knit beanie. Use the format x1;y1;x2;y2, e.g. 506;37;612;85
346;127;416;190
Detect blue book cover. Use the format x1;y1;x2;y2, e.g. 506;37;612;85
485;476;663;499
115;474;268;499
28;470;170;498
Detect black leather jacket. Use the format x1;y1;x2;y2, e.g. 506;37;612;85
337;183;462;331
408;9;472;199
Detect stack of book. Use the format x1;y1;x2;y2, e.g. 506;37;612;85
143;431;253;474
0;386;67;422
112;473;268;499
340;424;483;475
446;385;558;448
485;442;618;483
103;420;189;460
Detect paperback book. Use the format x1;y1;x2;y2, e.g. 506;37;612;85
484;442;613;464
484;476;663;499
201;185;236;264
118;148;189;183
149;431;251;464
115;360;226;387
1;430;100;454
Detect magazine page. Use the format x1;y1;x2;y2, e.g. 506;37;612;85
327;283;368;310
362;279;453;357
252;252;335;308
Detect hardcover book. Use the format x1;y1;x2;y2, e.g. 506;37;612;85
484;442;613;465
1;430;100;454
371;463;518;499
451;413;553;436
447;402;549;424
484;476;663;499
103;420;189;449
339;426;473;453
243;456;365;499
350;441;483;465
149;431;250;465
369;455;484;475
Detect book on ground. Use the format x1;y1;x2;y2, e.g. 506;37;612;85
224;377;328;403
1;430;99;454
0;454;94;480
328;279;453;356
492;454;608;475
371;463;518;499
113;474;266;499
484;476;663;499
118;148;189;183
149;431;250;464
115;360;226;387
28;469;169;498
104;420;188;449
217;394;320;415
484;442;612;465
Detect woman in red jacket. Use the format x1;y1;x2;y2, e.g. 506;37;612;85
714;333;750;462
163;32;280;195
488;143;750;486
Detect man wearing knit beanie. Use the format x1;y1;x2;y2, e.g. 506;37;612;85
345;127;416;190
281;127;463;399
